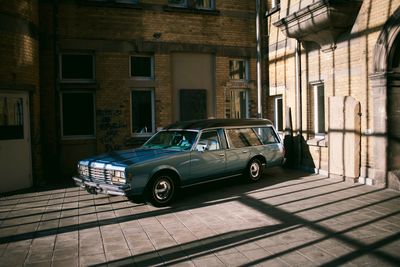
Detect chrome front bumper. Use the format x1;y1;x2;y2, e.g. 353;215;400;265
73;176;131;196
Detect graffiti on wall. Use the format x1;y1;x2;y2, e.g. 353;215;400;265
97;109;127;152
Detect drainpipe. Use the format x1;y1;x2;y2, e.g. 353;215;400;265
256;0;262;118
53;0;61;179
295;39;302;166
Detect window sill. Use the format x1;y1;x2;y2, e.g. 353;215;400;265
60;82;99;90
81;1;142;10
163;5;220;16
307;137;327;147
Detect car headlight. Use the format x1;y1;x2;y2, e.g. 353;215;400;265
112;170;126;184
78;164;89;176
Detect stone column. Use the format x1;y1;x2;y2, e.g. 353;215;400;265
329;96;361;182
369;73;388;188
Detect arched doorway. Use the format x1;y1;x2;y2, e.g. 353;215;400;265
370;8;400;190
387;33;400;188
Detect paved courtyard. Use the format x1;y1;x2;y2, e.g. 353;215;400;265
0;168;399;266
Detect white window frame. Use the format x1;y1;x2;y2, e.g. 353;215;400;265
130;55;154;80
271;0;280;9
196;0;216;10
131;88;155;137
59;53;95;83
229;59;249;81
312;83;325;137
228;89;249;119
274;96;283;132
60;91;96;140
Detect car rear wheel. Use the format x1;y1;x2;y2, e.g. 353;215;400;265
147;174;176;207
245;158;263;182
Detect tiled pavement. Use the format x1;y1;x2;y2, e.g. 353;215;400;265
0;168;399;267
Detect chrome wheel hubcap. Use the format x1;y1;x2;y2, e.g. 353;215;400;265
154;178;172;201
250;162;260;178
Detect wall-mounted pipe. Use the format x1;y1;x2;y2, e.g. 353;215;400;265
295;39;302;166
256;0;262;118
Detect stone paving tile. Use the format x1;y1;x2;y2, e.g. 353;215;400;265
0;168;400;266
191;254;226;267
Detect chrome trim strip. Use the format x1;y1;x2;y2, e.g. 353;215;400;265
181;173;242;188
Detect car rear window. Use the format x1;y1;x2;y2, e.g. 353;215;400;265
253;127;279;144
226;128;262;148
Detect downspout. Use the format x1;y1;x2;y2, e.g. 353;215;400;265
53;0;61;179
295;39;302;166
256;0;262;118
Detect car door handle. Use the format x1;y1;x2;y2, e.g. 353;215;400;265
242;150;249;153
219;153;225;157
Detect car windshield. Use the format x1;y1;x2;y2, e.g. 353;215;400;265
143;130;199;151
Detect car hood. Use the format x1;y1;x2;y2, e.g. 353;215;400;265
79;148;182;168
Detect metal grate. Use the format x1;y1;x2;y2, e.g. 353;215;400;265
79;165;112;184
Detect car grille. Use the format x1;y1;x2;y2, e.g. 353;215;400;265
80;165;113;184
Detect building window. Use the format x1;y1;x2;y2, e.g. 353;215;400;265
88;0;139;3
61;92;95;139
60;53;94;82
131;89;155;135
168;0;187;7
274;96;283;131
229;59;248;80
225;89;249;119
115;0;138;3
196;0;215;10
130;55;154;79
271;0;280;10
0;96;24;140
168;0;215;10
311;83;325;136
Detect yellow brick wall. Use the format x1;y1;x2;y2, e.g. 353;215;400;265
266;0;400;180
0;0;42;182
40;0;261;159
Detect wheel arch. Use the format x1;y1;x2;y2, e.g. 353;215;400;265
249;154;267;166
148;166;181;188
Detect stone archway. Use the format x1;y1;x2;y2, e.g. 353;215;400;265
370;8;400;190
387;33;400;189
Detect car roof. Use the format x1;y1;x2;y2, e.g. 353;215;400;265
163;118;273;130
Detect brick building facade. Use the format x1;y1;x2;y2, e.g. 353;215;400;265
1;0;400;192
265;0;400;190
1;0;268;190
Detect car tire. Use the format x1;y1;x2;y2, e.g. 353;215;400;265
147;173;176;207
245;158;263;182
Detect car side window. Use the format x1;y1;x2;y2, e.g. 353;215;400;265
253;127;279;144
196;131;221;152
226;128;262;148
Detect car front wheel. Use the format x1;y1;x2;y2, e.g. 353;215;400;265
246;158;263;182
147;174;176;207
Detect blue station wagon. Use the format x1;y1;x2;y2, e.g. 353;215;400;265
73;119;285;206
